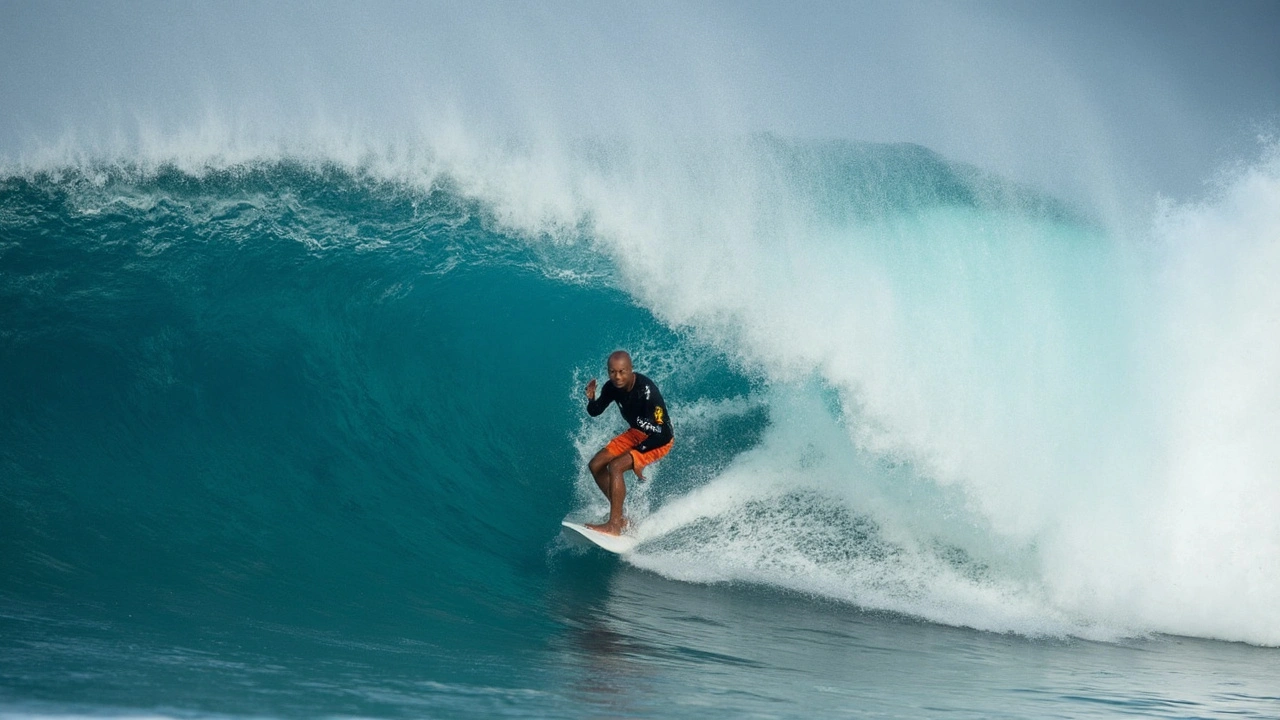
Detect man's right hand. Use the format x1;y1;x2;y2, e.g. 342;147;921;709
586;378;597;401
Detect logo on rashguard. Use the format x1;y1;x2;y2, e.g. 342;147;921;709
654;406;664;425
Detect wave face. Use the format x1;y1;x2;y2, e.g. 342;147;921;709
2;138;1278;649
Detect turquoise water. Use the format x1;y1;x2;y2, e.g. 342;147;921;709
2;145;1279;718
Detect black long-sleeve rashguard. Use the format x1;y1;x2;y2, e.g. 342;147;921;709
586;372;673;454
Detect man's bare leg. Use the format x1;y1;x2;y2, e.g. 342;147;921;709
586;451;634;535
588;448;615;498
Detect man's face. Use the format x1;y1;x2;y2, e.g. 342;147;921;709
608;357;633;389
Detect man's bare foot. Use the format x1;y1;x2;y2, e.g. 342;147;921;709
586;518;629;536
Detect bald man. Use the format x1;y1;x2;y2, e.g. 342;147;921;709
583;351;674;535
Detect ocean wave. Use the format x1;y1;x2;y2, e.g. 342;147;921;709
3;141;1278;646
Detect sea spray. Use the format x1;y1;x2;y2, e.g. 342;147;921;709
516;138;1279;645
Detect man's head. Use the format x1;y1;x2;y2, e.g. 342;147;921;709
607;350;634;390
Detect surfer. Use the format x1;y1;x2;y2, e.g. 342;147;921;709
583;350;674;535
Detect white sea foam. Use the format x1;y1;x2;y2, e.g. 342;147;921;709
539;137;1280;645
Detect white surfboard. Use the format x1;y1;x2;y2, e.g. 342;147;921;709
561;520;638;554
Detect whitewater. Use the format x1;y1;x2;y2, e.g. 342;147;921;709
3;2;1280;718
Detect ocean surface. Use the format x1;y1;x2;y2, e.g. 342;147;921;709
2;138;1279;718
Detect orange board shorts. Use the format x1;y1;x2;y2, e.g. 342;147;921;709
605;428;673;472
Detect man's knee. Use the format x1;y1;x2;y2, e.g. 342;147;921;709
607;454;633;476
589;452;612;476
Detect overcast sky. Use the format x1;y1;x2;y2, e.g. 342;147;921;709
2;0;1277;205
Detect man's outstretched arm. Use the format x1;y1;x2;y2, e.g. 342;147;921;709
585;378;612;416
